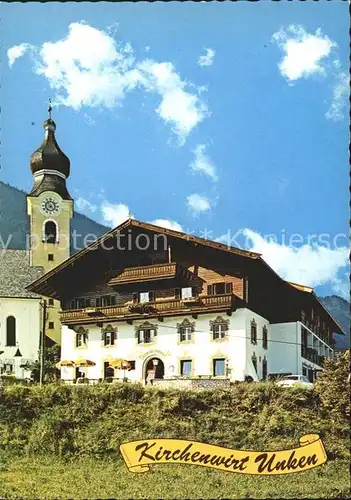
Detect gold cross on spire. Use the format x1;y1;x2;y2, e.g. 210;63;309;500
48;98;52;120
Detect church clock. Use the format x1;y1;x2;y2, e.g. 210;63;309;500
40;196;61;216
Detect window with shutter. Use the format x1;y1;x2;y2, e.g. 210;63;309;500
262;357;268;379
175;288;181;299
250;320;257;345
252;354;257;373
210;316;229;340
225;282;233;293
262;326;268;349
136;322;158;344
177;319;195;342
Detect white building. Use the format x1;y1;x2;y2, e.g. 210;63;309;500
0;250;42;379
27;219;343;386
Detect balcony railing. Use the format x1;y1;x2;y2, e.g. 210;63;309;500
108;263;194;286
301;346;325;366
300;322;331;347
60;293;235;325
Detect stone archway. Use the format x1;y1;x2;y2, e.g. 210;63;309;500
144;357;164;385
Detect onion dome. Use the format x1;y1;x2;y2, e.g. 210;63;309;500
30;115;70;179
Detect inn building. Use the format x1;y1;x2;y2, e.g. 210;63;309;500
27;217;344;386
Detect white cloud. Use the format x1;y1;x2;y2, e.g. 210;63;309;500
243;228;349;291
9;22;208;144
272;25;336;81
7;43;33;67
150;219;183;232
326;71;349;121
187;194;211;215
101;201;132;227
198;48;215;67
190;144;218;181
138;60;209;145
76;197;97;214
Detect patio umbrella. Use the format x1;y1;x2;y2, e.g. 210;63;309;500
74;359;96;367
109;359;130;370
56;360;75;368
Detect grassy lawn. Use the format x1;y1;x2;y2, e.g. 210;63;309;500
0;455;349;499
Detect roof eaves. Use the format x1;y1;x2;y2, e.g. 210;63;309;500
26;218;261;292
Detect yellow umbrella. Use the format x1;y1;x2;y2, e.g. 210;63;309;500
56;360;75;368
74;359;96;367
109;359;130;370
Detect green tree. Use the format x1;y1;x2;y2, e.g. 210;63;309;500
314;350;350;420
21;344;61;383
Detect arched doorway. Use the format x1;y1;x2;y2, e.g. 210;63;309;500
144;357;164;385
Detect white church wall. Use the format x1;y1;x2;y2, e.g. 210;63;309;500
0;297;41;379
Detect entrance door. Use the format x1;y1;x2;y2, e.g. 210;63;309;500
145;358;164;385
104;362;114;380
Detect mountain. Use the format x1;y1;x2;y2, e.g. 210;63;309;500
0;181;109;252
320;295;350;350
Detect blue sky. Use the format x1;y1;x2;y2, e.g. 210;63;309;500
1;2;349;298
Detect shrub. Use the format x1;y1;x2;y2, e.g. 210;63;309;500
314;350;350;421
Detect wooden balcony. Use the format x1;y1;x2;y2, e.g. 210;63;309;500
107;263;194;287
60;293;235;325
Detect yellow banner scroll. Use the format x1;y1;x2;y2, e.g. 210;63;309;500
120;434;327;475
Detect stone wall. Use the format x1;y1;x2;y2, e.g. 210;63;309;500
152;377;230;390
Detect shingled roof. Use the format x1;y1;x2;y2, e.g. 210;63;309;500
0;250;43;298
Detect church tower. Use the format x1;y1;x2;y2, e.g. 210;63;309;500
27;106;73;344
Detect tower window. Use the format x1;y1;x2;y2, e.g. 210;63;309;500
43;220;58;244
6;316;16;346
48;322;54;329
48;299;54;306
48;254;54;261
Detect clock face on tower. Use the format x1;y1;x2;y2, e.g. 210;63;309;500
40;197;61;216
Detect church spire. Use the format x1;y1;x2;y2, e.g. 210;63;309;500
29;104;72;200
